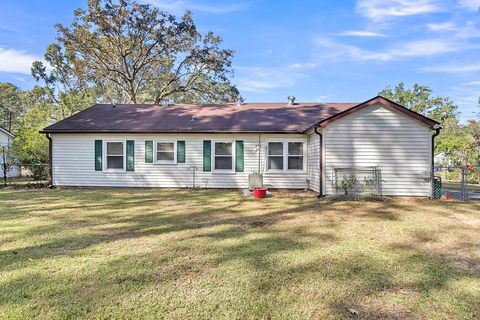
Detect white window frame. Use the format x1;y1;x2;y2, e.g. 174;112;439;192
212;140;235;173
103;139;126;172
154;140;177;164
265;139;306;173
266;140;285;173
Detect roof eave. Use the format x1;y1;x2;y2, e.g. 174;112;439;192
40;129;307;134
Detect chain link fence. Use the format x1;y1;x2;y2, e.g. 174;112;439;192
333;166;381;197
434;165;480;200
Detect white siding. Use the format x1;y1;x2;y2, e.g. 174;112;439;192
307;130;320;192
324;104;431;196
51;133;310;189
0;130;20;178
0;130;11;146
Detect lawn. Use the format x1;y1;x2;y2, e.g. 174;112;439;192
0;188;479;319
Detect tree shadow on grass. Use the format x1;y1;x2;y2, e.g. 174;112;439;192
1;189;480;318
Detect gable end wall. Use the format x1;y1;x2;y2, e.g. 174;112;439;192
323;103;432;196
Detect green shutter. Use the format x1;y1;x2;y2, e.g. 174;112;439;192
177;141;185;163
145;140;153;163
94;140;102;171
203;140;211;172
235;140;244;172
126;140;135;171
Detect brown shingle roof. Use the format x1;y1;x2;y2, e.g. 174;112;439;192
41;96;440;133
41;102;358;133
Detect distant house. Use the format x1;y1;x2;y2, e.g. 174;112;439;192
41;96;440;197
0;126;20;178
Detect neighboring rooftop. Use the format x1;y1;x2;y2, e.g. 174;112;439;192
0;126;14;137
41;96;439;133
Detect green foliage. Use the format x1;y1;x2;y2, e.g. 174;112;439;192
379;82;458;123
12;106;50;180
0;83;24;132
339;175;357;195
32;44;96;118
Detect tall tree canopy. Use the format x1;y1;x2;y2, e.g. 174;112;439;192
0;83;24;132
31;44;97;119
379;82;458;123
52;0;237;104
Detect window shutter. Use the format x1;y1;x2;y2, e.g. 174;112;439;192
94;140;102;171
126;140;135;171
177;141;185;163
235;140;244;172
145;140;153;163
203;140;211;172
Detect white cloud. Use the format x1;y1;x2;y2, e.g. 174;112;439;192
0;48;40;74
356;0;443;21
235;65;307;93
427;21;456;31
458;0;480;11
460;80;480;86
422;63;480;73
142;0;245;14
338;30;387;37
313;37;458;62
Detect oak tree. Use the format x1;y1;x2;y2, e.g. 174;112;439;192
55;0;238;104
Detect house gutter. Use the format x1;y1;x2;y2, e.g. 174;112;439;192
46;133;53;188
314;125;323;197
431;125;441;199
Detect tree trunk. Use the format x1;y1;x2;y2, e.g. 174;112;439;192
8;111;12;132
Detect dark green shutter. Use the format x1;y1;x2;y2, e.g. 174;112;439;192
126;140;135;171
235;140;244;172
177;141;185;163
145;140;153;163
94;140;102;171
203;140;211;172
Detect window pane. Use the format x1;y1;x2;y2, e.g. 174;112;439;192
268;142;283;155
157;152;174;161
107;155;124;169
288;142;303;155
157;142;174;152
288;156;303;170
215;142;232;155
107;142;123;155
215;156;232;170
268;156;283;170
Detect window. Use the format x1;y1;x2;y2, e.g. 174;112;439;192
213;141;234;171
288;142;303;170
268;142;284;170
106;141;125;170
267;140;305;172
155;141;176;164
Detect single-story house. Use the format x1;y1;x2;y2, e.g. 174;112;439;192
40;96;440;197
0;126;20;178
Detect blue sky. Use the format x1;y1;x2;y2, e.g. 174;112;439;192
0;0;479;120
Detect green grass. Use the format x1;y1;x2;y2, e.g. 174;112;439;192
0;188;479;319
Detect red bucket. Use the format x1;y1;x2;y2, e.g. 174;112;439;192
253;187;267;199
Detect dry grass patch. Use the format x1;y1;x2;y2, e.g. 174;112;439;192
0;188;479;319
